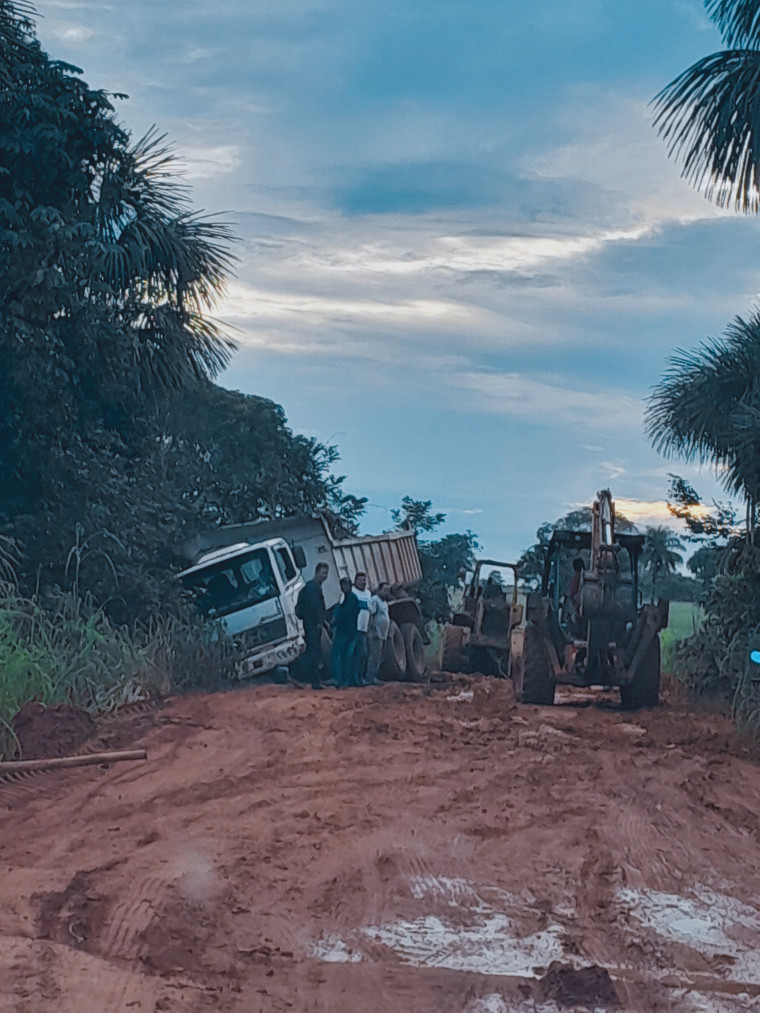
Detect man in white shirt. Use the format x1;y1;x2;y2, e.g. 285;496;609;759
367;582;391;685
352;571;375;685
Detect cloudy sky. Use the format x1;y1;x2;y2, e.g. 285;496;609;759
36;0;760;560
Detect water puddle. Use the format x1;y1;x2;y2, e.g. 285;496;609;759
616;885;760;982
310;874;760;1011
312;873;565;977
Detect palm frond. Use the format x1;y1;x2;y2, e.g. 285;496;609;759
130;129;190;208
653;49;760;211
707;0;760;48
646;310;760;501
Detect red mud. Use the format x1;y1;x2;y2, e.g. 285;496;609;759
12;702;96;759
2;676;760;1012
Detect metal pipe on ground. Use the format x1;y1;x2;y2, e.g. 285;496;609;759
0;749;147;774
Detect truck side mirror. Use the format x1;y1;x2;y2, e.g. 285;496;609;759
292;546;307;570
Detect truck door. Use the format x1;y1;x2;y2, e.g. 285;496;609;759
272;542;305;633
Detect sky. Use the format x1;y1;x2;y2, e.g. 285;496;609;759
34;0;760;562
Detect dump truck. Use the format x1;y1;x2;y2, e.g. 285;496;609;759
441;559;523;677
510;490;669;708
178;515;427;682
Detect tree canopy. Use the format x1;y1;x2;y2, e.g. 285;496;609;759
640;526;684;600
392;498;479;622
653;0;760;212
0;2;365;622
646;314;760;535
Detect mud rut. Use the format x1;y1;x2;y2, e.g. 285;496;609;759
2;677;760;1013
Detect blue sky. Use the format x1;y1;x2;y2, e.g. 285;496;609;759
37;0;759;560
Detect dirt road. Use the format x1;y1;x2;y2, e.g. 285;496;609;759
2;676;760;1012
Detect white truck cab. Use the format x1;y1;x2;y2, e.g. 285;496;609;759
178;537;305;677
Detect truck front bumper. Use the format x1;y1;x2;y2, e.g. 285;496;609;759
237;636;305;678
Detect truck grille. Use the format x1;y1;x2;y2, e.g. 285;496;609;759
240;617;287;649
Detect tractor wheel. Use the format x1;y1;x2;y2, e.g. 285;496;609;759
441;625;467;672
401;623;426;682
512;622;555;705
381;620;407;681
620;637;661;710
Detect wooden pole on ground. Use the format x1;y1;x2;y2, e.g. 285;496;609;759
0;748;147;773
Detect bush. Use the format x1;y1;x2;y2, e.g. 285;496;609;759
0;589;162;756
0;588;246;759
672;543;760;738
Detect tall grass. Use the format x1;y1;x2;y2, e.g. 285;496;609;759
0;584;252;758
0;588;171;758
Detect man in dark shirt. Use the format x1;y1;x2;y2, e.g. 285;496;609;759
296;562;329;689
331;576;360;688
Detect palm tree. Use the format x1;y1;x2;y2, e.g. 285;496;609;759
642;527;684;600
645;312;760;539
653;0;760;211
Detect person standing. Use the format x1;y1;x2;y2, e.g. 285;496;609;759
295;562;329;689
352;571;374;685
366;582;391;685
331;576;360;688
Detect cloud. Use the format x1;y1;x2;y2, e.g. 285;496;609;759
31;0;750;563
181;144;242;181
613;498;679;529
49;24;95;43
220;282;477;328
524;93;728;232
451;371;644;430
601;461;627;481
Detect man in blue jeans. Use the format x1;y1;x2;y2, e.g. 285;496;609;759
331;576;360;688
295;562;329;689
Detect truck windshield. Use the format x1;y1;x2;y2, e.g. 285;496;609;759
183;549;279;618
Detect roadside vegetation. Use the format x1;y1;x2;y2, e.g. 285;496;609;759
0;4;476;753
649;0;760;738
0;1;358;749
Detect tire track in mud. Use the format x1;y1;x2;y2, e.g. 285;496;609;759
6;679;760;1012
98;872;169;961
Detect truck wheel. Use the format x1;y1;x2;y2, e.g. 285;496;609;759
401;623;426;682
513;622;555;705
381;620;407;681
620;638;661;710
441;625;467;672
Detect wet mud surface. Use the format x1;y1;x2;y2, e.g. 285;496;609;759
2;676;760;1011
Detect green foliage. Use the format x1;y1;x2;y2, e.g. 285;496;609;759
647;316;760;520
641;525;683;600
667;475;737;539
417;532;480;622
0;588;165;757
652;571;701;602
686;544;722;587
653;0;760;211
391;497;446;534
0;2;373;743
391;499;479;622
0;5;365;625
0;585;254;757
0;2;235;611
669;543;760;739
159;382;366;533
